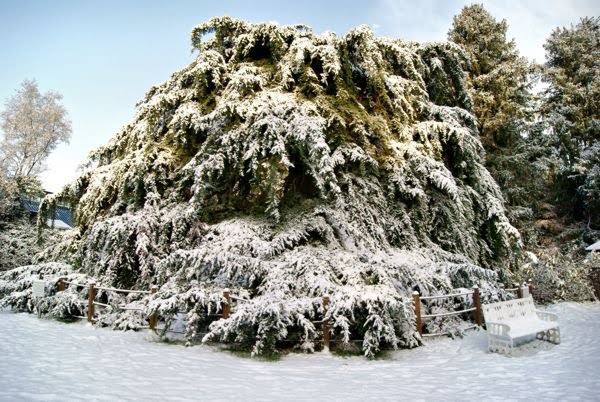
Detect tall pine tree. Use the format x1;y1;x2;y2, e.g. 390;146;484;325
543;17;600;227
448;4;539;226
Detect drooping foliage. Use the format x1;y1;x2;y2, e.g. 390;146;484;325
3;18;520;357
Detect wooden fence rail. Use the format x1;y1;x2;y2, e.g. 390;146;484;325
413;281;535;337
55;279;332;349
58;278;159;329
412;287;481;336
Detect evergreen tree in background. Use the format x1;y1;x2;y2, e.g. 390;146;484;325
542;17;600;228
448;4;541;226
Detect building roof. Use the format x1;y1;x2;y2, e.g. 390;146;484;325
21;198;75;227
46;219;72;230
586;241;600;251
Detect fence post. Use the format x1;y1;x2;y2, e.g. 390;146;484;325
58;278;65;292
472;286;482;326
515;283;523;299
322;295;330;351
87;283;96;323
149;285;158;331
413;291;422;336
528;280;534;299
222;289;231;319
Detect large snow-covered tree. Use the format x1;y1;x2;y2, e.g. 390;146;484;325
542;17;600;226
3;18;520;357
0;79;72;179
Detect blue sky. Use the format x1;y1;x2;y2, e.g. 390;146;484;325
1;0;598;192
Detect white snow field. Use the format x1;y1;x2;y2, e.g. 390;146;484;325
1;302;599;401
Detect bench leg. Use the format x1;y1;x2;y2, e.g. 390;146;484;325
536;328;561;344
488;336;513;354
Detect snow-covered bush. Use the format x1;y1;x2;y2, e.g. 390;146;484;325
0;263;77;314
0;218;67;272
516;246;596;304
1;18;521;357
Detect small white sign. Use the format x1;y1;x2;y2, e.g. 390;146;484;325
32;280;46;297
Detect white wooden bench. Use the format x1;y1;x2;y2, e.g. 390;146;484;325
482;296;560;354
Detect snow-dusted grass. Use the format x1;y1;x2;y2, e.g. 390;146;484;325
1;302;599;401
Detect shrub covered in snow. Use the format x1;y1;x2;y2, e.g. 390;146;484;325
516;245;596;304
1;18;521;357
0;175;66;272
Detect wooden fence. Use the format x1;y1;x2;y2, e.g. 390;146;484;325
412;287;481;337
412;281;535;337
55;278;333;349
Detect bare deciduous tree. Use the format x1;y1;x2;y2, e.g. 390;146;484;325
0;79;72;179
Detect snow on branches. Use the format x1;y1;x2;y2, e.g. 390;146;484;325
8;17;521;357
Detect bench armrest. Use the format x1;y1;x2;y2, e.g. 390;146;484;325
536;310;558;322
486;321;510;336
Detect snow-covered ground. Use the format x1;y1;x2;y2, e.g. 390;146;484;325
1;302;599;401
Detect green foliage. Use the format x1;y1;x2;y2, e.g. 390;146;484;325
26;18;520;357
448;4;542;229
448;4;532;149
542;17;600;226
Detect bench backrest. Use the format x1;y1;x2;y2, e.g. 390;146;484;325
482;296;536;323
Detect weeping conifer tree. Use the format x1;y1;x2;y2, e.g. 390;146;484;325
4;18;520;357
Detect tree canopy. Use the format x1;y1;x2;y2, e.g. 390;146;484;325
447;4;549;231
448;4;531;152
0;79;72;179
542;17;600;226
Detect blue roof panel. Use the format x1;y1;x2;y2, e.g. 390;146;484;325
20;198;75;227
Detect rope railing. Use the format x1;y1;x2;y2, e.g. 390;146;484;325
230;295;250;302
94;285;152;295
413;287;482;337
422;324;478;338
118;306;144;311
421;307;476;319
412;281;536;338
419;291;474;301
56;278;159;327
53;275;538;348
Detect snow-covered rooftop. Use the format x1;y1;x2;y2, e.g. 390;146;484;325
45;219;72;230
585;240;600;251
